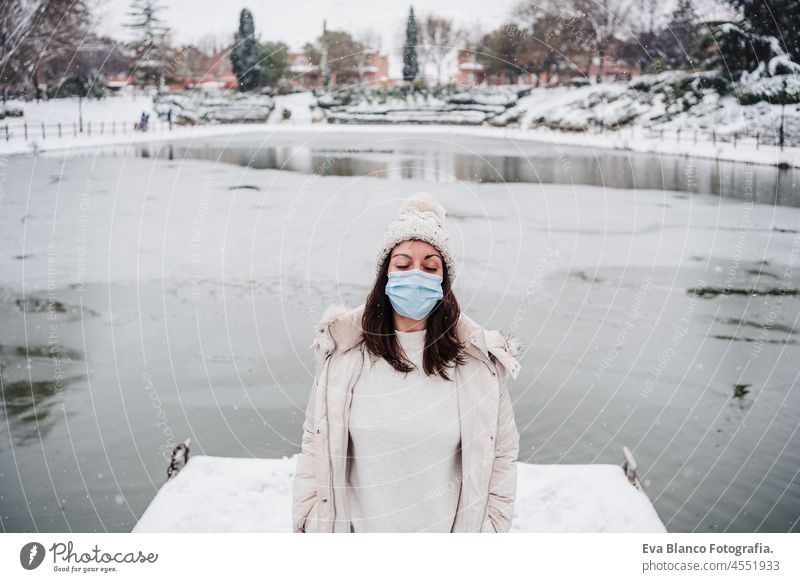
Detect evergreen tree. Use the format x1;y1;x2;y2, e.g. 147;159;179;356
660;0;700;68
402;6;419;83
697;20;779;77
231;9;261;91
126;0;171;87
727;0;799;62
259;41;289;89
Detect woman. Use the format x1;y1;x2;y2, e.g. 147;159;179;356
292;192;522;533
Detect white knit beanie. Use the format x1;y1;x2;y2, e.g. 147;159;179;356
375;192;456;283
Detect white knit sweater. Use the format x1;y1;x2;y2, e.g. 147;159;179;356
346;329;462;532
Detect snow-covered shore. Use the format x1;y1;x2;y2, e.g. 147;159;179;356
1;93;798;168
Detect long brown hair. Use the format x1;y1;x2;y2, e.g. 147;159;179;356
360;252;467;381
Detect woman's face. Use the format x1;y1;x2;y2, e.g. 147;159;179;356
388;239;444;278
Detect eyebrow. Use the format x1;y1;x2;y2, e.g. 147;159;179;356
392;253;442;260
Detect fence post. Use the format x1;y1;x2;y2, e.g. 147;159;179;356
694;130;697;144
5;125;8;141
101;122;104;135
41;122;45;139
74;123;77;137
87;122;91;136
677;128;681;143
24;123;28;140
58;123;62;138
733;132;737;148
712;130;716;144
756;133;760;149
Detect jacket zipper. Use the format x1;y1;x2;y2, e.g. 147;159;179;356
480;363;503;531
321;331;335;533
341;346;365;532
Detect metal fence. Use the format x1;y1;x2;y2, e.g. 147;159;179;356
637;126;792;150
2;119;180;141
2;117;795;151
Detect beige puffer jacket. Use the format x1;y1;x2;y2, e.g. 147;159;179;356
291;303;522;533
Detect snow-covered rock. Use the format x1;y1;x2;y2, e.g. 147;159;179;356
153;91;276;124
0;99;24;118
314;87;530;126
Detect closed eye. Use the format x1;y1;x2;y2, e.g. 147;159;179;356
394;265;439;272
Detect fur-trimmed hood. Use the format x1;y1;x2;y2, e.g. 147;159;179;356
309;303;522;380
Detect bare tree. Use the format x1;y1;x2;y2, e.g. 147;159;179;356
456;20;486;52
354;31;381;85
571;0;635;80
126;0;172;87
0;0;93;91
419;14;454;85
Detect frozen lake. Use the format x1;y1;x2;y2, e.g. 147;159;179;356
1;131;799;533
79;131;800;206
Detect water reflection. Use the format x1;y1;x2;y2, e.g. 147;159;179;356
0;344;83;447
134;141;800;206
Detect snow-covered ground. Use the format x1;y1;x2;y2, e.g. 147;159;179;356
132;454;666;532
1;91;156;129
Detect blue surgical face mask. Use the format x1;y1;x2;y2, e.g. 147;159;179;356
385;269;444;321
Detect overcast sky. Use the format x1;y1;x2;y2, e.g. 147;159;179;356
95;0;519;51
94;0;732;55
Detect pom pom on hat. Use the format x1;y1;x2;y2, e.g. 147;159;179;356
375;192;456;282
398;191;447;222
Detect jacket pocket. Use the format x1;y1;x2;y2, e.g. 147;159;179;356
301;499;319;533
480;513;497;533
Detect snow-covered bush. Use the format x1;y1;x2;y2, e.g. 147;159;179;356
0;100;24;119
737;73;800;105
313;86;530;125
152;91;275;124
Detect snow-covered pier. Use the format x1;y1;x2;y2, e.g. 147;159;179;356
132;452;666;533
